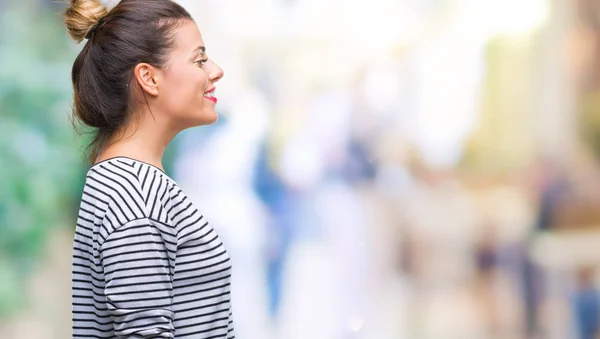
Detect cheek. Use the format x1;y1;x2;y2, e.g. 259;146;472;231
161;68;209;113
197;72;208;93
181;70;207;100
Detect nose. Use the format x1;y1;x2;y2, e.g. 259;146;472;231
208;60;224;83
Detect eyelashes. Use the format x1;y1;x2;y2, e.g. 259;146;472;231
195;59;208;67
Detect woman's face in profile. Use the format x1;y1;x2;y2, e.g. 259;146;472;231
156;20;224;128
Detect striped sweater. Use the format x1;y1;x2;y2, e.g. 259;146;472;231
72;156;235;338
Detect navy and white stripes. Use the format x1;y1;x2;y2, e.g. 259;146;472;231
72;156;234;338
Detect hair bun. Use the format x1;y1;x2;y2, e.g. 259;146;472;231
63;0;108;43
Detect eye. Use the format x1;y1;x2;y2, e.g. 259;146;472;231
195;58;208;68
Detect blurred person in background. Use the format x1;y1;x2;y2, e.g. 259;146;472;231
523;159;570;338
175;88;273;338
573;267;600;339
63;0;235;338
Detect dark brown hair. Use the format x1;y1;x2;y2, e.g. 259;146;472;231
63;0;193;164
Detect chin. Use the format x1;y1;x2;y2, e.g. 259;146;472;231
204;110;219;124
194;110;218;126
204;114;218;125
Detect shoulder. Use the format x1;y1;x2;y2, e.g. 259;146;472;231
83;157;175;229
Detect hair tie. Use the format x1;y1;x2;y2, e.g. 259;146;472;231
85;18;107;40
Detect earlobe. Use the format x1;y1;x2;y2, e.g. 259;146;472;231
133;63;159;96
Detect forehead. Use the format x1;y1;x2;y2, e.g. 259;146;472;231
171;20;204;54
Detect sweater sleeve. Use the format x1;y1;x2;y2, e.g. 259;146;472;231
100;217;175;338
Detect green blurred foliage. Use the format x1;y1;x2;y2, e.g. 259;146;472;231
0;1;183;317
0;1;87;317
581;90;600;161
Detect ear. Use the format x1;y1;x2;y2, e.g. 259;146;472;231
133;63;159;97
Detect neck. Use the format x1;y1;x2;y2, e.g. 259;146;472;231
96;110;180;171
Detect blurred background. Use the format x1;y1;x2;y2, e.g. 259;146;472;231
3;0;600;338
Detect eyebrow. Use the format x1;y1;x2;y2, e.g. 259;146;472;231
192;46;206;56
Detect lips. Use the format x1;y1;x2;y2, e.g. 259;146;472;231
204;87;217;103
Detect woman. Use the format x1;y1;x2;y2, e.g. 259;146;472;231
63;0;234;338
